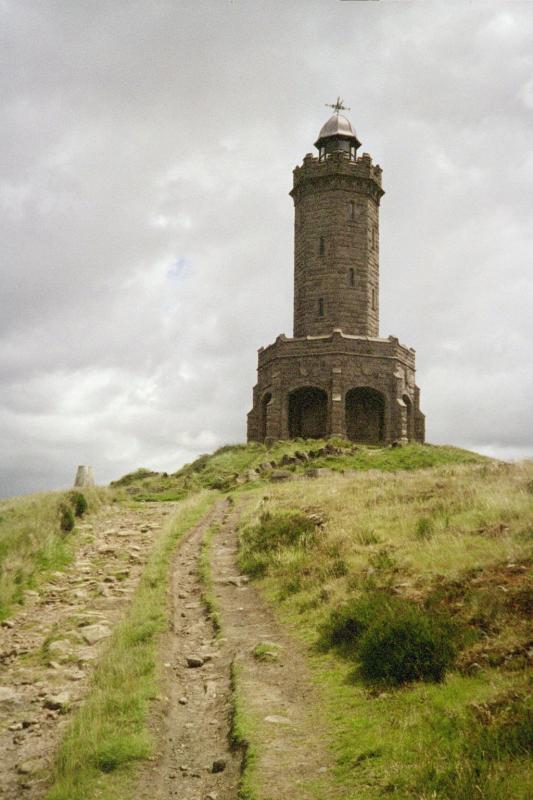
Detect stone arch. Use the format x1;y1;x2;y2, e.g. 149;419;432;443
259;392;272;442
288;387;328;439
403;394;414;442
345;387;385;443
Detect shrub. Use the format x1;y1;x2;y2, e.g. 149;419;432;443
69;491;88;517
320;593;457;684
59;504;75;533
318;593;392;656
358;605;457;684
248;510;319;552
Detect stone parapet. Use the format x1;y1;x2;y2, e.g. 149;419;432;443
257;330;416;371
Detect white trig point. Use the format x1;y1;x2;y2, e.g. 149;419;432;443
74;465;95;487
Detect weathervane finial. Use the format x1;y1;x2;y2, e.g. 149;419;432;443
325;96;350;115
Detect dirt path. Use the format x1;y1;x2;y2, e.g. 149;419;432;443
211;499;338;800
0;501;177;799
137;494;337;800
136;499;241;800
2;494;338;800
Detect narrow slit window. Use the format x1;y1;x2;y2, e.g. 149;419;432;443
319;236;325;256
372;288;376;310
318;298;324;317
349;268;355;287
349;201;356;220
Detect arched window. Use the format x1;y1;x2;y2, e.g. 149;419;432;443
318;298;324;317
349;268;355;287
319;236;325;256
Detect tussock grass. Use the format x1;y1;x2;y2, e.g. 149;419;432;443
45;491;215;800
237;458;533;798
230;659;258;800
0;487;106;619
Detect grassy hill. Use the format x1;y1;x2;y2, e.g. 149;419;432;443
236;454;533;799
111;440;486;500
1;441;531;799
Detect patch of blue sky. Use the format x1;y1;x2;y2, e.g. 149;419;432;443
167;257;190;282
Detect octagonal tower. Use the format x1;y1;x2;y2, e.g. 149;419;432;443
247;103;425;445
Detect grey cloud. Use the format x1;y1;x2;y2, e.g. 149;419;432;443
1;0;532;497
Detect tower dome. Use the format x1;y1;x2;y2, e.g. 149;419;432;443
314;105;361;161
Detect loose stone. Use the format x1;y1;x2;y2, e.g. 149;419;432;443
186;656;204;668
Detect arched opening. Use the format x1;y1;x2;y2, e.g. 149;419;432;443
403;394;414;442
345;387;385;443
260;392;272;442
288;387;328;439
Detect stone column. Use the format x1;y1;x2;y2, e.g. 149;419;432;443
74;466;95;487
329;366;346;438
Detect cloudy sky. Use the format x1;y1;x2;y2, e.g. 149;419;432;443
1;0;532;498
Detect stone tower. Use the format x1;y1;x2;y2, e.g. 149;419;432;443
247;103;425;445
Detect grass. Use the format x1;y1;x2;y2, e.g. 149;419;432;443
44;491;215;800
198;520;222;633
230;659;258;800
236;458;533;798
0;487;107;620
110;441;486;502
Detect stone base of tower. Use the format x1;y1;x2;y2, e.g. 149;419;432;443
247;329;425;445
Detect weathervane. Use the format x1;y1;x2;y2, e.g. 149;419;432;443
325;97;350;115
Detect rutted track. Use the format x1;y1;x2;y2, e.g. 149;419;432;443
136;500;241;800
139;495;337;799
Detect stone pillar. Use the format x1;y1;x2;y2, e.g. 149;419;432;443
329;365;346;438
74;466;95;487
268;371;284;441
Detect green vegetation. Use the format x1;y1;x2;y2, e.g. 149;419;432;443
319;593;458;684
59;504;75;532
230;659;258;800
0;487;105;620
237;458;533;798
110;441;486;502
45;492;215;800
69;491;88;517
252;642;281;662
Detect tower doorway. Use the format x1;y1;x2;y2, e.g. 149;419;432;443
288;387;328;439
345;387;385;443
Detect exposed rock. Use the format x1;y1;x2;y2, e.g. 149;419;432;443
211;757;227;773
44;691;71;712
186;656;204;668
48;639;74;660
1;619;15;628
270;470;293;482
305;468;332;479
81;623;111;645
0;686;22;711
264;714;292;724
17;756;47;775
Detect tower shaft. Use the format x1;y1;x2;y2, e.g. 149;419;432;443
291;151;384;338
